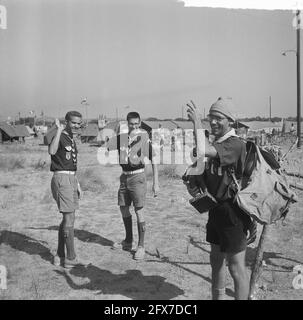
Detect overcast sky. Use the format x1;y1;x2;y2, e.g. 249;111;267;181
0;0;299;120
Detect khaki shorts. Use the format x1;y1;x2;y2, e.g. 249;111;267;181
118;172;147;208
51;172;79;213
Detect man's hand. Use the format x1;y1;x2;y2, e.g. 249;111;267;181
186;100;203;124
77;183;83;200
55;118;65;132
183;180;201;198
152;183;159;198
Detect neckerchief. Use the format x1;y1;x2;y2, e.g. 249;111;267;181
214;128;238;144
62;130;77;166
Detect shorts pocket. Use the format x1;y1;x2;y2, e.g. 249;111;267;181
137;174;146;184
56;174;64;187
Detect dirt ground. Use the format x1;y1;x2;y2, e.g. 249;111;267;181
0;135;303;300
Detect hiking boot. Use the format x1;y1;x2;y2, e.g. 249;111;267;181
53;254;64;267
134;246;145;260
64;257;87;269
112;240;136;252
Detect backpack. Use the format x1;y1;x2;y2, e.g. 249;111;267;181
230;140;298;225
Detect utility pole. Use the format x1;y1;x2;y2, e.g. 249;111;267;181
297;10;301;148
269;96;272;121
80;97;89;124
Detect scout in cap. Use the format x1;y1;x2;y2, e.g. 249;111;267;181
185;98;255;300
207;97;236;140
209;97;236;122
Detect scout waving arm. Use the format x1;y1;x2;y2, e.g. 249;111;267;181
186;100;217;158
48;119;65;155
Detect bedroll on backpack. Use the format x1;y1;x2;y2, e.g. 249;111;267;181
232;141;298;225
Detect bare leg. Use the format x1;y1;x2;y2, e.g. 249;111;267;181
134;207;145;248
210;244;226;300
227;249;249;300
62;211;76;260
57;220;65;258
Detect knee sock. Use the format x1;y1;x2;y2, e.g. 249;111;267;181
137;222;146;247
64;226;76;260
57;222;65;258
212;287;226;300
123;216;133;243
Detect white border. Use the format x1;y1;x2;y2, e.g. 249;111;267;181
178;0;303;10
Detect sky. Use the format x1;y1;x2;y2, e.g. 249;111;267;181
0;0;300;121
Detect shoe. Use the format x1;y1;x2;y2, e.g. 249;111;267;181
53;254;64;267
112;240;136;252
134;246;145;260
64;257;87;269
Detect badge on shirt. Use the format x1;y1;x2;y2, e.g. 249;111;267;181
65;146;72;152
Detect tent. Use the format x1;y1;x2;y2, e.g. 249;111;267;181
80;123;99;143
0;123;30;143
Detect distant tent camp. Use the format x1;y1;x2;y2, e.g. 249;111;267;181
242;121;282;135
141;120;177;133
26;125;35;136
80;123;99;143
282;120;303;133
171;120;211;132
14;125;31;138
0;123;16;142
0;123;30;143
103;120;122;134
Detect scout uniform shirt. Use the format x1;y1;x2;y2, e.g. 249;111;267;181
107;128;155;172
204;132;246;202
50;130;78;172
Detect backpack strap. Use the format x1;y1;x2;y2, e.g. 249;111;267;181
229;167;240;191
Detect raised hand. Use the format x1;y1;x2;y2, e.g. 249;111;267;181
186;100;202;123
55;118;65;132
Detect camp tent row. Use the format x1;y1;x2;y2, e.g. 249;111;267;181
0;123;31;143
141;120;249;136
44;119;250;145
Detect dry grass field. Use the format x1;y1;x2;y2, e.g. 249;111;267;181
0;135;303;300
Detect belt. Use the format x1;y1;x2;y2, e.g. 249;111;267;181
54;171;76;175
123;168;144;175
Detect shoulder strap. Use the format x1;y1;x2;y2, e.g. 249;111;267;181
229;167;240;191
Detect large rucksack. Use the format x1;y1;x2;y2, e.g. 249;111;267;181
230;140;298;225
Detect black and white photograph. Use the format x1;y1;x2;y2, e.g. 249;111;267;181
0;0;303;302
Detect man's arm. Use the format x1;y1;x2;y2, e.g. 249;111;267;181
187;100;217;159
48;119;65;155
146;136;159;197
151;162;159;197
